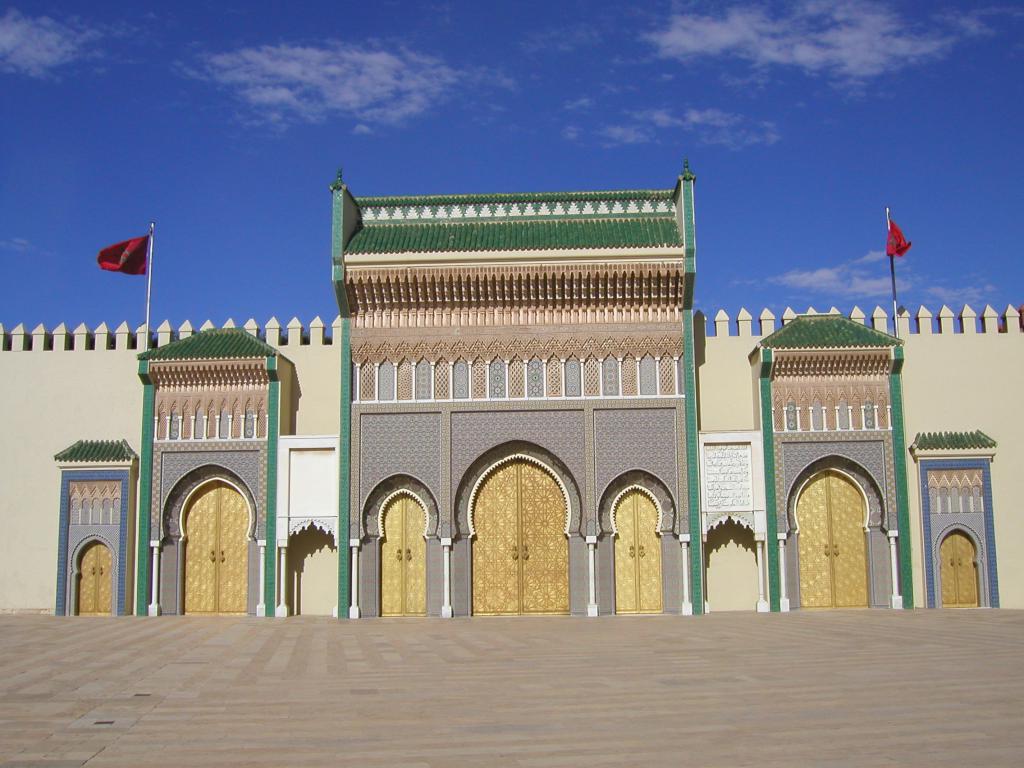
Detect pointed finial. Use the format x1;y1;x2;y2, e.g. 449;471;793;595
681;157;696;182
329;166;344;192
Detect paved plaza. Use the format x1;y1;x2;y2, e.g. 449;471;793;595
0;611;1022;767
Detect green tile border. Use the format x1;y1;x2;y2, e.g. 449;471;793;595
263;356;280;616
134;361;154;616
758;349;781;611
888;346;914;609
332;172;352;618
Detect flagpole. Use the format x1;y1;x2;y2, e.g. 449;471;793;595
886;207;899;339
144;222;155;350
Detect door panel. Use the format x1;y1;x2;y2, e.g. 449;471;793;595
184;485;219;613
635;493;663;614
472;464;520;615
939;533;959;606
797;475;833;608
78;543;97;615
828;474;868;609
519;463;569;615
95;543;112;615
614;493;639;614
380;497;405;616
217;485;249;614
403;498;427;616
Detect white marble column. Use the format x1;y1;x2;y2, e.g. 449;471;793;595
888;530;903;609
441;538;453;618
256;541;266;616
275;545;288;617
679;534;693;615
755;538;769;612
586;535;598;617
778;533;790;612
349;540;360;618
147;542;161;616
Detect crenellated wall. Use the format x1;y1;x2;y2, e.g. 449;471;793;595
0;316;340;612
698;304;1024;608
1;304;1021;611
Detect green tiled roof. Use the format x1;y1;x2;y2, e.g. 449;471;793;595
761;315;901;349
346;218;683;254
355;189;675;207
913;431;997;451
55;439;136;463
139;328;277;361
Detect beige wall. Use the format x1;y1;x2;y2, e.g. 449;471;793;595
2;306;1021;612
698;306;1024;609
705;519;759;612
0;328;142;612
0;318;342;612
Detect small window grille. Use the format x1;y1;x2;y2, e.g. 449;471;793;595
863;400;876;430
488;360;507;398
527;359;544;398
169;410;180;440
244;409;255;439
453;361;469;399
785;401;797;431
564;359;581;397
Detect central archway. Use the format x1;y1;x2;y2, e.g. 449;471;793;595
182;481;249;614
471;458;569;615
796;470;868;609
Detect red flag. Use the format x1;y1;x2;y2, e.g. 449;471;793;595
97;235;148;274
886;219;912;258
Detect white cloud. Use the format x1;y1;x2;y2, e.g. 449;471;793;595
0;237;32;253
188;42;479;127
599;124;653;146
766;250;901;299
643;2;958;81
0;8;101;78
563;96;593;111
601;107;779;149
522;24;601;55
352;124;372;135
561;125;580;141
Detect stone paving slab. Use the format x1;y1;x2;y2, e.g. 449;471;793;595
0;611;1022;766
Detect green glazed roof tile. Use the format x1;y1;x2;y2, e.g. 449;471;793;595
761;315;901;349
55;439;137;463
912;431;997;451
346;218;683;255
355;189;675;207
139;328;277;361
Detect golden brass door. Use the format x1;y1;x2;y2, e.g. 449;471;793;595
380;495;427;617
184;482;249;614
614;491;663;614
797;472;868;609
77;541;112;616
940;531;978;608
472;460;569;615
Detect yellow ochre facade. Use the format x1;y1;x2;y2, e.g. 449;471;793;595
0;162;1020;618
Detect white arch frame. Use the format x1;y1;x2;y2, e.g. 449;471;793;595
792;467;871;534
177;477;256;543
608;484;664;536
376;489;430;539
467;453;572;537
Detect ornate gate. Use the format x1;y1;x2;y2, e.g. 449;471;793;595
380;495;427;616
797;471;868;609
613;490;662;614
940;531;978;608
472;460;569;615
183;482;249;614
77;541;112;616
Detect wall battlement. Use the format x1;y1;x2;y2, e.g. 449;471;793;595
3;305;1021;354
697;305;1023;339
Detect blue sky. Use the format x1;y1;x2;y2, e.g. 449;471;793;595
1;1;1022;331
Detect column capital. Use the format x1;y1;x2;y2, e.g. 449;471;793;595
777;532;788;541
887;529;899;539
585;535;598;545
349;538;361;548
440;537;453;546
677;533;691;543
